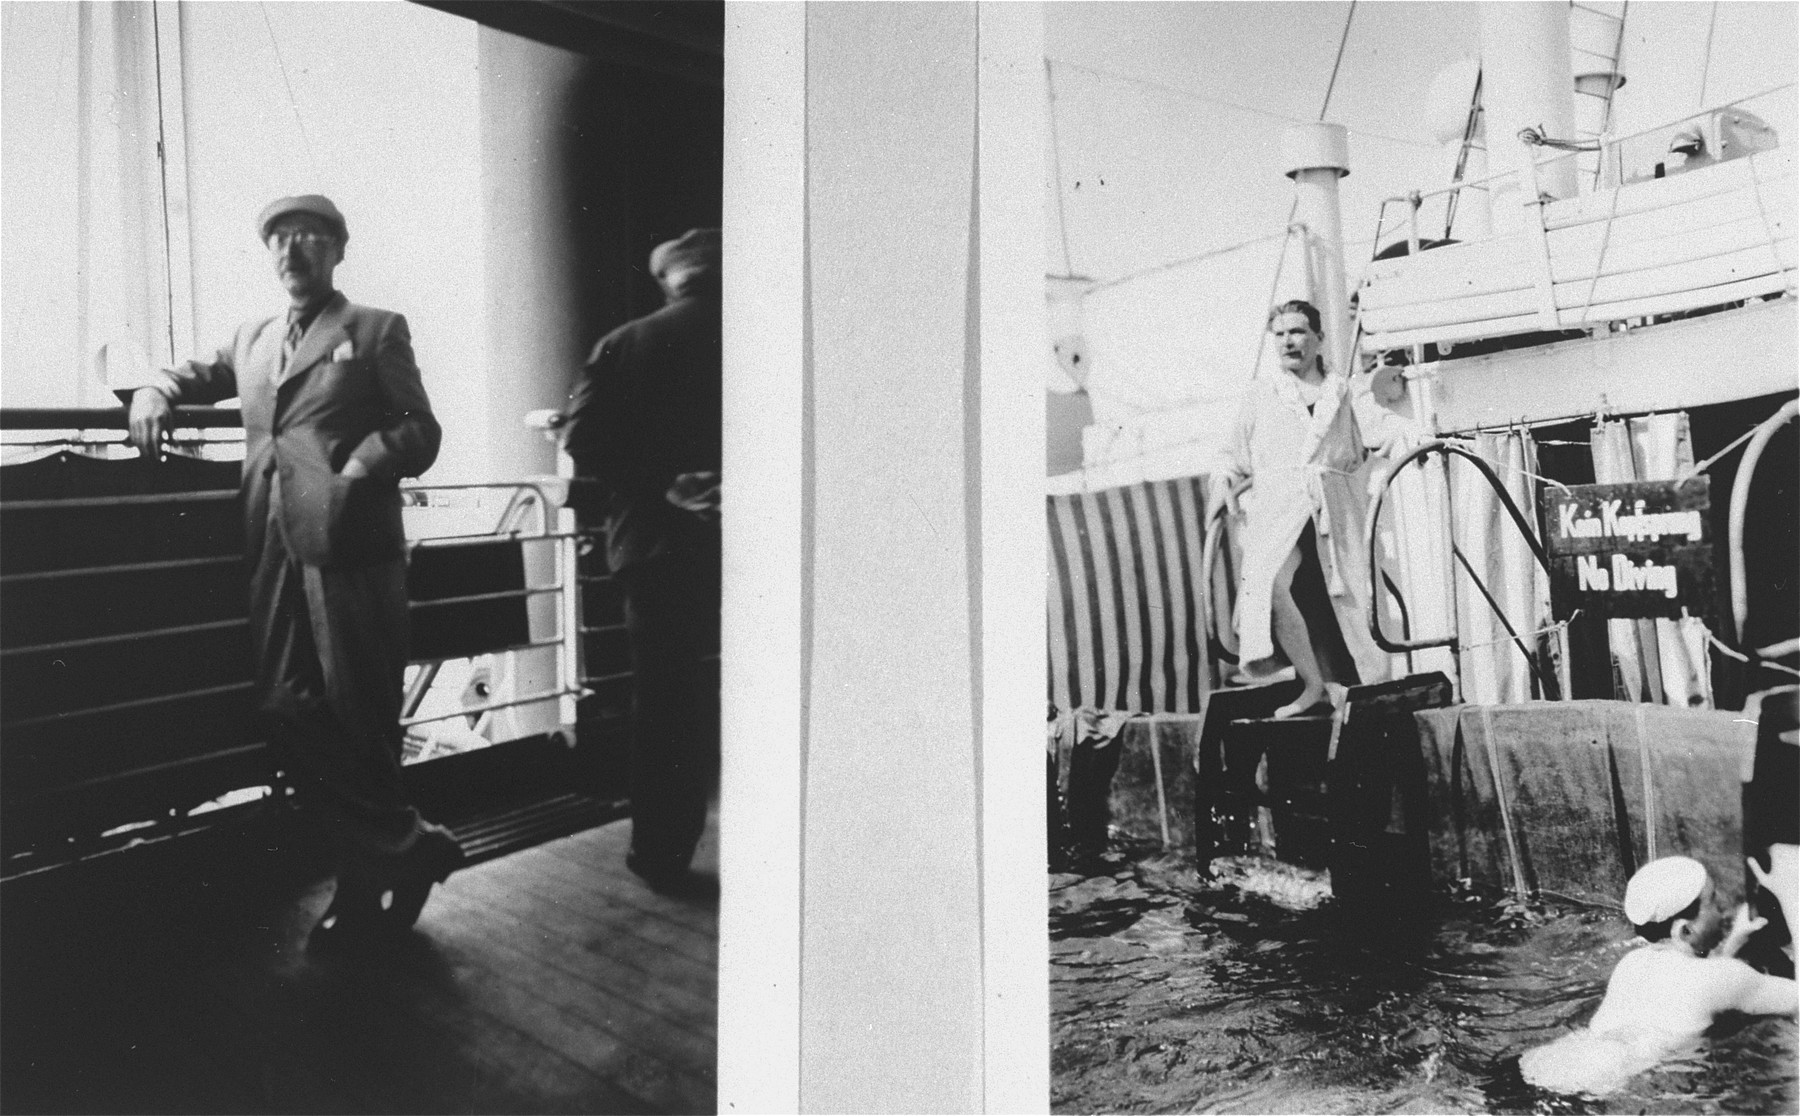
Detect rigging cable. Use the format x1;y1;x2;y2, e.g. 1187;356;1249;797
1697;1;1718;111
1045;56;1434;151
1592;1;1630;190
1319;0;1357;124
151;2;177;369
1251;0;1358;382
260;2;320;182
1085;228;1291;295
1045;59;1076;278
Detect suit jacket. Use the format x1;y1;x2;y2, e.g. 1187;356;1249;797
560;292;721;573
150;291;441;568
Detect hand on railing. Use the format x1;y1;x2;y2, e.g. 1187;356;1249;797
126;387;174;460
667;471;721;523
523;409;566;443
1204;475;1247;522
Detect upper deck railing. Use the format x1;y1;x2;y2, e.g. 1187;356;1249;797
1357;87;1797;356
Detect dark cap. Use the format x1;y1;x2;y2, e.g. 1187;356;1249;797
257;195;348;244
649;228;720;280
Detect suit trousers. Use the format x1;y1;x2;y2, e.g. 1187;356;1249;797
251;494;419;849
615;545;721;872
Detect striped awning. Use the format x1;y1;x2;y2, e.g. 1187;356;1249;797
1047;475;1214;714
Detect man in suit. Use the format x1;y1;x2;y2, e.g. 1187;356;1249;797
561;227;721;893
126;195;460;927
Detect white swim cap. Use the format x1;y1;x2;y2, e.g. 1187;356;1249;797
1622;855;1708;925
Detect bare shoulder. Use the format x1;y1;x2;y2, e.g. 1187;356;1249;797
1591;948;1720;1036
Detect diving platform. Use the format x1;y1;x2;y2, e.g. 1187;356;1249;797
1070;679;1793;915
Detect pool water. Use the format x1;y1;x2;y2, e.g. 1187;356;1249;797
1050;844;1798;1115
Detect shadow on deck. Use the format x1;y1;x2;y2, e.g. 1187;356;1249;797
1;809;718;1114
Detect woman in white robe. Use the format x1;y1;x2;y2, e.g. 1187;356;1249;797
1215;301;1416;718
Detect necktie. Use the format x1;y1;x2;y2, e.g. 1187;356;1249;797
279;311;304;377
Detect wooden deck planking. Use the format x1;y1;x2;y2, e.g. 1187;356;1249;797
483;844;720;969
424;886;720;1075
428;879;717;1032
0;810;717;1115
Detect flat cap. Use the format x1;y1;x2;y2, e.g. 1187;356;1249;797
258;194;348;243
1623;855;1708;926
649;228;720;280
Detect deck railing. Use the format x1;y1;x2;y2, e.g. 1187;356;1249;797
1358;87;1797;355
1728;399;1799;652
0;406;606;876
1364;442;1553;701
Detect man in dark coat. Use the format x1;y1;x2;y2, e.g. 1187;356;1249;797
561;228;721;891
125;195;460;926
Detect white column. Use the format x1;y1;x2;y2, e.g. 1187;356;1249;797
977;5;1051;1111
1282;122;1353;377
719;3;806;1112
1480;1;1579;230
719;3;1048;1110
477;27;586;483
801;3;984;1108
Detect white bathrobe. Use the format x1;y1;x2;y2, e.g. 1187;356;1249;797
1221;368;1410;684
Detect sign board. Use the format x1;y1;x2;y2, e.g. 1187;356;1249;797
1540;477;1715;621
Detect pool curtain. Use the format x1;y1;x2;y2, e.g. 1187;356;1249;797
1451;430;1556;704
1370;448;1456;686
1046;476;1211;715
1373;431;1551;704
1590;412;1712;708
1;2;191;409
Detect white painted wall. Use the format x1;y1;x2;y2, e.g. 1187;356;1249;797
2;2;89;407
2;1;504;483
720;5;1049;1111
476;27;586;485
176;0;488;481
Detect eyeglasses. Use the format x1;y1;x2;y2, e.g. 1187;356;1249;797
268;228;334;250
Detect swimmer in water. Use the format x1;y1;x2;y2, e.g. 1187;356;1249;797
1520;854;1798;1096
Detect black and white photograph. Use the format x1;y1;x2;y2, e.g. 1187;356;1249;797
2;3;721;1111
1042;3;1798;1113
1;2;1797;1114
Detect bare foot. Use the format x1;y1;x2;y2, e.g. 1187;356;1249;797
1273;689;1331;719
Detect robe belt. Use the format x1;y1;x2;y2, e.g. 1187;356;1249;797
1259;463;1356;598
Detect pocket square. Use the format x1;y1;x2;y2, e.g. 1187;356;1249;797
331;339;355;362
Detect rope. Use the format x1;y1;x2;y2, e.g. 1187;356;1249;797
1148;727;1172;849
1576;147;1629;323
1697;2;1718;112
1517;126;1601;153
1740;133;1797;291
1439;436;1571;491
1707;631;1800;679
1677;422;1764;482
1086;228;1293;294
150;3;177;368
1635;704;1657;862
1479;704;1532;901
1240;0;1353;387
1246;206;1302;387
1457;611;1582;655
1452;541;1546;697
1043;56;1435;152
259;3;319;181
1046;60;1076;278
1591;1;1631;191
1446;69;1485;238
1319;1;1356;122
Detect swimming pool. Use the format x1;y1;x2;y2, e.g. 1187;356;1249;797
1051;844;1798;1115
